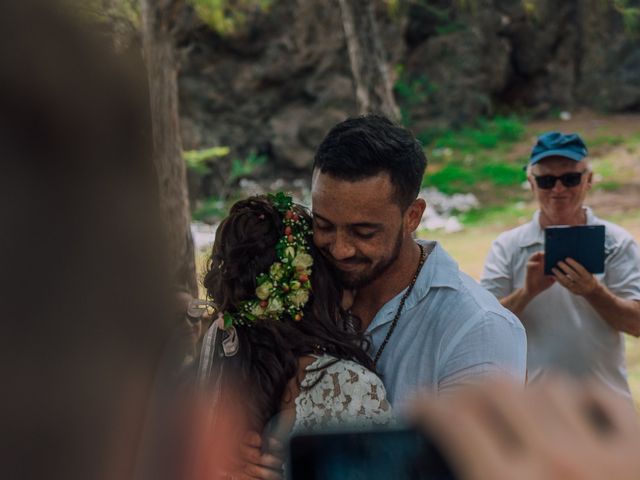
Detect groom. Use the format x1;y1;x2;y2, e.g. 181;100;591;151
311;114;526;404
240;114;527;479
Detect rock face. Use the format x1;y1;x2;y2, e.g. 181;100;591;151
177;0;640;175
178;0;403;175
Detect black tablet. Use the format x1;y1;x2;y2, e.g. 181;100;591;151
544;225;605;275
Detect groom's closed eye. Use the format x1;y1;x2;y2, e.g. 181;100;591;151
352;227;378;240
313;218;334;232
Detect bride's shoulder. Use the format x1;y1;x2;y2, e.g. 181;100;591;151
292;355;393;433
299;354;383;388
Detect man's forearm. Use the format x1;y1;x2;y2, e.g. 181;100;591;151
500;288;535;317
584;285;640;337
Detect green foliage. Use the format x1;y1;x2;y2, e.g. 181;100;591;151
521;0;536;15
424;116;526;153
594;181;623;191
614;0;640;35
394;70;436;106
183;146;231;174
459;202;534;227
588;135;625;148
425;164;476;195
479;162;527;186
65;0;139;27
229;152;267;183
593;158;617;178
193;196;227;221
421;116;527;194
189;149;267;221
423;160;526;194
394;66;437;126
191;0;272;36
384;0;404;18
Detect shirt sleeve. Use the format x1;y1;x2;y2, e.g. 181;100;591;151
604;235;640;302
437;311;527;394
480;236;514;300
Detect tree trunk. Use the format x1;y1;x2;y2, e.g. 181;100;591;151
338;0;400;121
140;0;197;295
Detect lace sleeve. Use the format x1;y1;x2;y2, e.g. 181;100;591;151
292;356;393;434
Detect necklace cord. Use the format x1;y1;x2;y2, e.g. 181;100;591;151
373;243;427;368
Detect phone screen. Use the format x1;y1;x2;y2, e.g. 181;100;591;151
287;427;456;480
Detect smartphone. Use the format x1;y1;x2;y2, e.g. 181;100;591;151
544;225;605;275
287;426;457;480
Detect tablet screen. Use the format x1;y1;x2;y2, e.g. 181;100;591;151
544;225;605;275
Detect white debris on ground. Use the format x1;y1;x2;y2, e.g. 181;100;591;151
418;187;479;233
559;111;572;121
191;222;218;252
191;181;480;252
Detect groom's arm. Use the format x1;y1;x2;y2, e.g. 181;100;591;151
437;310;527;394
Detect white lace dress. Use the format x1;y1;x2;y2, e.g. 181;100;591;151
291;355;393;433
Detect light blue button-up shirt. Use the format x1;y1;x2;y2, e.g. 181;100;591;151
367;241;527;407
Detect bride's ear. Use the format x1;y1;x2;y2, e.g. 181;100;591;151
404;198;426;233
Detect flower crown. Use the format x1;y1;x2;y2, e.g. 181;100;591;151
222;192;313;329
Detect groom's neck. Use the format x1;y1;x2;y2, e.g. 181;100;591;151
351;240;421;330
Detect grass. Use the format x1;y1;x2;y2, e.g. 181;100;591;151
419;116;527;196
459;202;535;228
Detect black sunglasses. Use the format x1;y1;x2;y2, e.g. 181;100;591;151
532;171;587;189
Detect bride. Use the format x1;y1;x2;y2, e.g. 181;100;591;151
197;193;391;446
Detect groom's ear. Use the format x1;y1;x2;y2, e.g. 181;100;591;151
404;198;426;233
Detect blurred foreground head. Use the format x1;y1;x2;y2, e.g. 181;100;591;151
0;2;172;480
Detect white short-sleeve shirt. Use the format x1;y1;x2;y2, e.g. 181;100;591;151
480;207;640;398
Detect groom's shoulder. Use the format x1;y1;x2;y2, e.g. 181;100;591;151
419;243;523;331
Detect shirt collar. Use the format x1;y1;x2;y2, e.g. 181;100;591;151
517;206;595;248
366;241;459;332
517;211;544;247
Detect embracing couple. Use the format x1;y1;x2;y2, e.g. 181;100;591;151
197;115;527;478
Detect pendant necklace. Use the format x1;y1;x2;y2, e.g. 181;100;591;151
372;243;427;368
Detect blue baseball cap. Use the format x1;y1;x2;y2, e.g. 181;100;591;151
529;132;588;166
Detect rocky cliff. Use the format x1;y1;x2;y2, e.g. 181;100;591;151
177;0;640;177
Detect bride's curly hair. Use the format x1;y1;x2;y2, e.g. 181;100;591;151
203;195;374;431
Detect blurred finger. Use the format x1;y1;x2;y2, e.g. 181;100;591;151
556;261;579;279
243;463;283;480
471;380;546;452
412;395;512;480
564;258;589;277
243;431;263;448
529;251;545;262
266;437;285;456
537;378;596;441
238;445;282;470
551;268;572;288
582;381;638;437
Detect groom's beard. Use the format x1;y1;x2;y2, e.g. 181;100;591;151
332;228;404;290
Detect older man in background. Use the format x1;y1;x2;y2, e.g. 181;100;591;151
481;132;640;399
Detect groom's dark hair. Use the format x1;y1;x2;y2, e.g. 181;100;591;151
313;114;428;210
